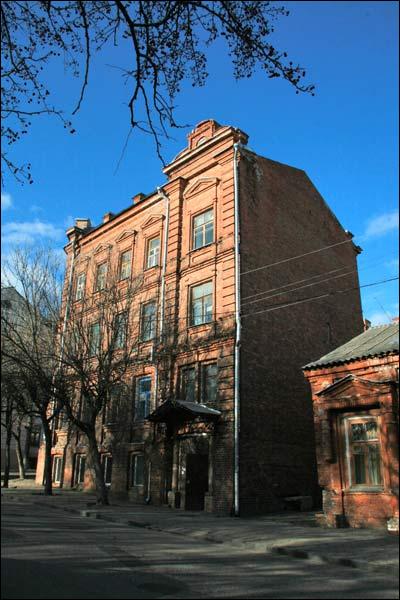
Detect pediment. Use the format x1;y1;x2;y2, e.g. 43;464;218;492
93;243;112;255
183;177;220;199
317;375;390;399
141;214;164;230
115;230;136;244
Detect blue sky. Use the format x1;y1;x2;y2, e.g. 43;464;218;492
1;1;398;325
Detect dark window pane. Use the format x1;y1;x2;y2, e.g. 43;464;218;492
203;364;218;404
368;445;382;485
353;446;366;484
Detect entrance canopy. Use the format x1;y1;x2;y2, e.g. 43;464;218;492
147;399;221;424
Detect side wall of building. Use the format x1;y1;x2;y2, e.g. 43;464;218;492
238;150;364;514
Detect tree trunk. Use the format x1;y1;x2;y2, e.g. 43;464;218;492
42;419;53;496
2;424;12;488
15;432;26;479
87;431;109;505
23;415;33;470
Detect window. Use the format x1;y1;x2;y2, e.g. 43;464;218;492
95;262;107;291
190;281;213;326
89;322;101;356
101;455;113;486
119;250;132;280
52;456;63;483
201;363;218;404
75;272;86;300
141;301;157;341
180;367;196;403
146;237;160;268
105;385;125;424
135;376;152;421
129;454;145;487
115;311;127;348
344;416;383;488
74;454;86;486
193;209;214;250
29;428;41;448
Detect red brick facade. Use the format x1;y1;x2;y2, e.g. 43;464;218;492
36;119;364;515
304;350;399;529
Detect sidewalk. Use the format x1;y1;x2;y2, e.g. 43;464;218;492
2;483;398;574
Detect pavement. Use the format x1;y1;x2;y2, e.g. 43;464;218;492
2;479;399;575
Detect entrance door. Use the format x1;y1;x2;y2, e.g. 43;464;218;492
185;454;208;511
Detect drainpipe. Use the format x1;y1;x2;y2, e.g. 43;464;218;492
154;186;170;404
233;142;242;517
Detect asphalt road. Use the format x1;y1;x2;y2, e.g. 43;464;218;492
1;497;398;599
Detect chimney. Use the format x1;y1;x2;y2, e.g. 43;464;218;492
75;218;92;231
363;318;371;331
102;212;114;224
132;192;146;205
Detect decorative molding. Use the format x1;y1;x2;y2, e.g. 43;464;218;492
93;243;112;255
183;177;220;200
141;213;165;230
115;230;137;244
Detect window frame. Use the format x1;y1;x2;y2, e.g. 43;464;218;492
115;311;128;349
189;281;213;327
73;454;86;486
201;362;218;405
146;236;161;269
180;365;197;403
342;415;384;490
89;321;101;357
129;453;145;487
52;456;63;484
75;272;86;301
140;301;157;342
134;376;152;422
101;454;113;487
119;249;132;281
95;262;107;292
192;208;214;251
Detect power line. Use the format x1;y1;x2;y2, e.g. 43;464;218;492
241;269;356;307
241;239;354;276
242;265;350;301
241;276;399;319
241;250;399;303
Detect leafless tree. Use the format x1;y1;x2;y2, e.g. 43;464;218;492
1;1;314;184
1;248;64;494
58;261;147;505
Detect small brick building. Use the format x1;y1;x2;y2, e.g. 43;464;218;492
37;119;364;515
303;321;399;530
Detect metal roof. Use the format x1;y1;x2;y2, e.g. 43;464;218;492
147;399;221;423
304;322;399;370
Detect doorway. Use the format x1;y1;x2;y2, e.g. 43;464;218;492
185;453;208;510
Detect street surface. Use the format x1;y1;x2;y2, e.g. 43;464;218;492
2;497;398;599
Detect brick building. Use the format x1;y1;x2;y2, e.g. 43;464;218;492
36;119;364;514
303;321;399;530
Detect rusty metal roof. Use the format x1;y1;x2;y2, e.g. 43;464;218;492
147;399;221;423
304;322;399;370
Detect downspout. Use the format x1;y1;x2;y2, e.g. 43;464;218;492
154;186;170;404
233;142;242;517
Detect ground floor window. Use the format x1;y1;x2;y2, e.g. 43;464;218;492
101;454;113;486
129;454;144;487
52;455;63;483
343;415;383;488
73;454;86;486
